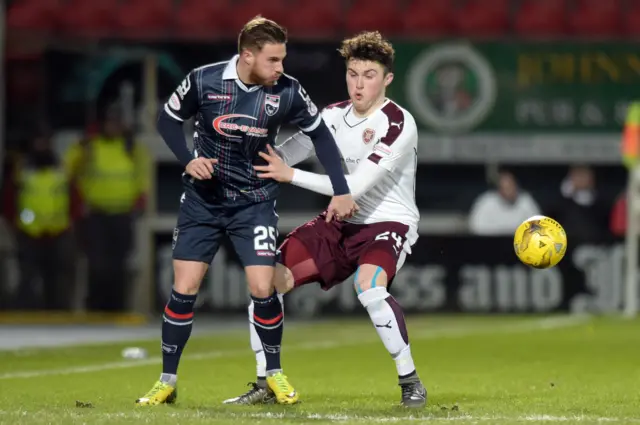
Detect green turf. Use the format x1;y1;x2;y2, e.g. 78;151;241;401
0;315;638;424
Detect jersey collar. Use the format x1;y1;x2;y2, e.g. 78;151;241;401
223;55;263;93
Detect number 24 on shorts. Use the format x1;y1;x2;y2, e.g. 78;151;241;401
375;231;404;248
254;226;277;252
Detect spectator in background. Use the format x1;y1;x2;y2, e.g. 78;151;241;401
64;104;149;312
546;165;610;242
1;132;78;310
468;169;541;235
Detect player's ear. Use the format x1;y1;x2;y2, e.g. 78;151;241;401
384;72;394;87
240;48;253;64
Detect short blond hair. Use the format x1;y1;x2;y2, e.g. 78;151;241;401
338;31;395;73
238;15;287;53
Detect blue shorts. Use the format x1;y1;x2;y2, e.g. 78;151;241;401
172;184;279;267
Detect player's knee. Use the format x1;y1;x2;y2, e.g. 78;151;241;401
353;264;388;294
173;259;208;295
245;265;276;298
274;263;294;295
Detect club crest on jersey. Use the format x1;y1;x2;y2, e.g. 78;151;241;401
264;94;280;116
362;128;376;144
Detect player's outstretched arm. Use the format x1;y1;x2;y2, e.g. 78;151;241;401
292;160;387;198
303;122;350;195
254;145;388;199
286;82;350;196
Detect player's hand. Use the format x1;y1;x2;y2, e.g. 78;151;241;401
186;157;218;180
254;145;294;183
326;194;359;222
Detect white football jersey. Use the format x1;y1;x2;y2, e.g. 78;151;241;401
277;98;420;247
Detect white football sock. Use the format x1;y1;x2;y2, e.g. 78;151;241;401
358;286;416;377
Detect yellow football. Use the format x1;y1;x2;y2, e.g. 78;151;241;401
513;215;567;269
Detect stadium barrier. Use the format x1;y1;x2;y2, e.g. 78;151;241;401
153;229;630;317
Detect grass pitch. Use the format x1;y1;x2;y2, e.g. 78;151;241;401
0;315;638;424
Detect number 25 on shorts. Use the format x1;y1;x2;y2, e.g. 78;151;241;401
254;226;277;253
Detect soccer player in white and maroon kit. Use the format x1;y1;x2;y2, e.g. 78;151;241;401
224;31;426;408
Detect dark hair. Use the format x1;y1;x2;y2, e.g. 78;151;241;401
238;15;287;53
338;31;395;73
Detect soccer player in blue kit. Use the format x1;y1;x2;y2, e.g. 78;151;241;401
136;16;357;406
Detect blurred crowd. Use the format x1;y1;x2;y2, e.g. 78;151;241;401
0;106;149;311
468;166;626;241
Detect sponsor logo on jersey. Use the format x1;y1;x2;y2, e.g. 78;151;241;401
264;94;280;116
373;142;393;158
207;93;232;101
362;128;376;144
168;93;181;111
212;114;268;139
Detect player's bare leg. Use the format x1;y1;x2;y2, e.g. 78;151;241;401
136;260;207;406
355;263;427;408
244;265;298;404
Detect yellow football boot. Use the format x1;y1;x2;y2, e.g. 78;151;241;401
135;380;177;406
266;372;299;405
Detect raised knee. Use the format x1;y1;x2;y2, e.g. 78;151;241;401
354;266;387;294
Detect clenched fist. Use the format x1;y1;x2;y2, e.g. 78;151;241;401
326;194;358;222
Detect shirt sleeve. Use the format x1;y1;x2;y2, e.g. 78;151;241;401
367;116;418;172
274;131;316;167
163;71;199;122
290;158;389;199
286;80;322;133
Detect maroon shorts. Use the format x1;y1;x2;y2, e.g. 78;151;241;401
279;214;410;290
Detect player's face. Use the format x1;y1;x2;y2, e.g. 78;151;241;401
244;43;286;86
346;59;393;114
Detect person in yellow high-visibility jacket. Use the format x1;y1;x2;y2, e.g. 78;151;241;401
64;105;149;312
2;133;77;310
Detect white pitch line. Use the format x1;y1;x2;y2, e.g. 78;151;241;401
0;410;637;423
0;316;589;381
243;412;639;423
